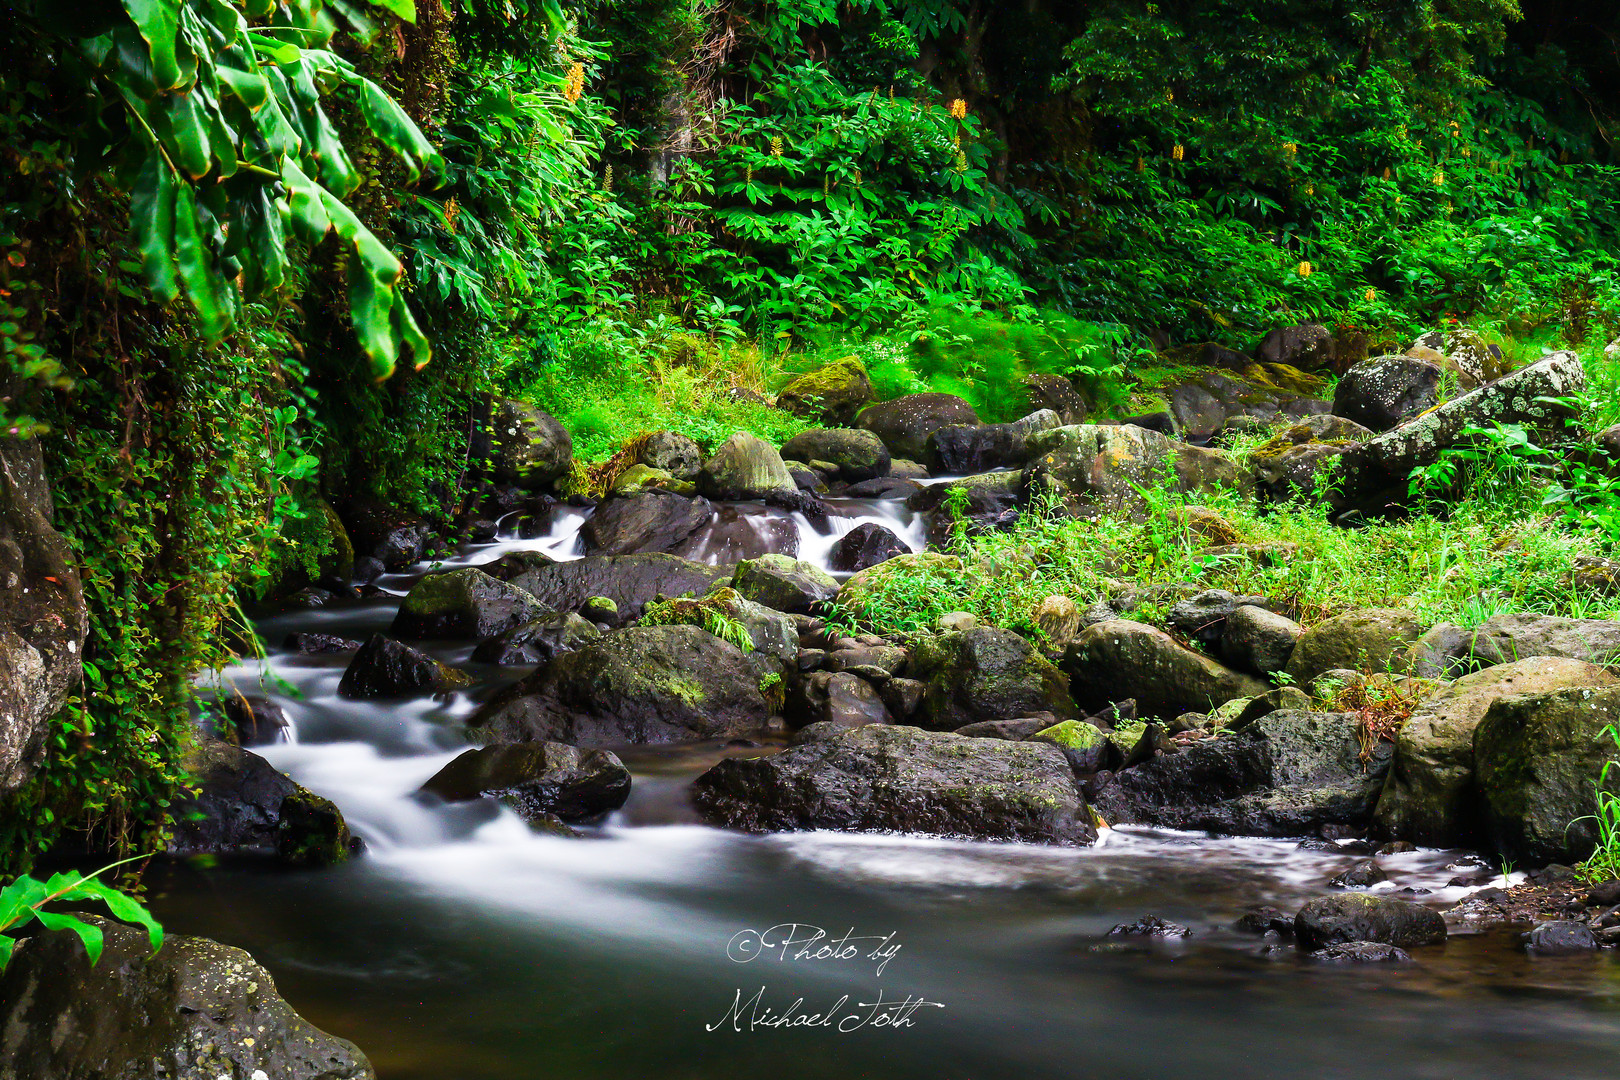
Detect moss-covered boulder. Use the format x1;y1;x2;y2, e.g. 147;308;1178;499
1474;685;1620;866
263;498;355;596
1375;658;1616;847
392;567;551;640
488;397;573;490
0;916;376;1079
908;626;1079;730
420;742;631;823
1021;424;1244;519
507;553;730;626
855;392;980;462
470;611;601;665
1285;608;1425;687
731;553;839;614
468;625;769;745
837;551;962;615
1163;367;1330;442
1294;893;1447;950
775;357;876;425
1407;614;1620;677
697;432;797;500
1256;323;1337;371
780;428;890;481
1249;414;1375;504
638;430;703;480
1064;620;1269;720
691;724;1097;845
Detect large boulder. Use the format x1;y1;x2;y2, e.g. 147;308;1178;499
837;552;961;617
341;497;432;571
1294;894;1447;950
1249;414;1375;504
468;625;769;745
1330;352;1585;518
420;742;631;823
827;522;913;573
785;671;893;731
1285;608;1425;687
392;567;550;639
1222;605;1304;677
697;432;796;500
488;397;572;489
1021;425;1243;518
0;436;88;792
779;429;890;481
1022;373;1090;424
1091;710;1394;837
1064;620;1269;720
1408;614;1620;677
1332;354;1443;432
856;393;980;462
775;357;876;425
168;739;356;865
338;634;472;699
691;725;1096;844
928;410;1062;474
731;553;838;614
1163;367;1329;443
579;491;714;556
908;627;1078;729
507;554;729;627
1474;685;1620;865
1374;658;1616;846
1257;323;1336;371
638;430;703;480
0;917;376;1079
470;611;600;665
1409;327;1511;383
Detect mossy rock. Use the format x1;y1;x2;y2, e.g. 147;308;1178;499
909;626;1080;730
776;357;877;425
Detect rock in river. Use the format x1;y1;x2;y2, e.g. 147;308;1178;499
692;725;1097;845
338;634;472;699
1064;620;1269;720
1294;894;1447;950
507;553;730;627
392;567;551;640
421;742;631;823
908;626;1079;730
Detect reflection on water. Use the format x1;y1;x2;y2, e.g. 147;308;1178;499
158;493;1620;1080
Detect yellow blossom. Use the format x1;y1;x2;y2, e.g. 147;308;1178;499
1297;261;1312;277
1172;143;1184;161
563;62;585;104
949;98;967;120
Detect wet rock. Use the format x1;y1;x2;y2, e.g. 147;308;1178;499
785;671;894;731
1022;424;1244;519
1295;893;1446;949
1022;373;1089;424
1257;323;1336;371
639;430;703;480
469;625;769;746
1285;608;1425;687
479;551;558;583
825;645;907;675
284;632;362;654
507;553;729;627
1309;941;1413;963
1329;352;1585;519
921;486;1019;546
279;586;336;610
392;567;551;640
1163;367;1330;442
1031;719;1120;774
1064;620;1269;721
828;522;913;573
580;491;714;556
928;409;1062;474
1524;920;1599;954
1222;605;1303;677
1474;685;1620;865
220;695;290;746
732;553;840;614
954;717;1054;740
1167;590;1269;648
342;497;433;571
1332;354;1443;431
351;555;386;585
487;397;572;490
692;725;1096;845
856;393;981;462
338;634;472;699
168;738;357;865
1231;687;1313;729
878;676;926;720
1249;414;1376;504
1329;859;1389;889
776;358;877;425
1107;916;1191;939
0;916;376;1079
780;429;890;481
908;626;1078;730
420;742;631;823
471;611;601;665
696;433;797;500
1090;710;1394;837
1585;879;1620;908
1236;906;1293;934
1374;658;1615;847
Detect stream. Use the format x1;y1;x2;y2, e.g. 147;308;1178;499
148;491;1620;1080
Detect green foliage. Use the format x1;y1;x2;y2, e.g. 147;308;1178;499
1577;723;1620;884
639;588;755;652
0;856;163;971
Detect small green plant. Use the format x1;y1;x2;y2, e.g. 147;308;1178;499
1575;723;1620;883
640;589;756;653
0;857;162;970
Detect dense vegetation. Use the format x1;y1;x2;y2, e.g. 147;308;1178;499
1;0;1617;873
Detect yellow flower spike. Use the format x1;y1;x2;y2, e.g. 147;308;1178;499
1298;261;1312;277
1433;170;1444;186
563;62;585;104
603;164;613;192
1135;156;1145;173
1165;88;1174;103
770;135;783;157
953;132;961;150
1382;166;1392;180
1365;287;1377;303
949;98;967;120
1282;141;1298;159
1172;143;1184;161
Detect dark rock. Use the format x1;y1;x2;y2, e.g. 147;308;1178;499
1410;615;1620;676
878;676;926;720
1162;367;1330;443
1064;620;1269;721
338;634;472;699
478;551;559;582
342;496;432;570
392;567;551;640
1022;424;1244;519
1285;608;1425;687
828;522;913;573
844;476;922;498
471;611;601;665
1257;323;1336;370
780;429;890;481
0;916;376;1079
1022;373;1089;424
909;626;1078;730
469;625;768;746
1106;916;1191;939
1329;859;1389;889
284;632;362;654
697;433;797;500
1231;687;1314;729
580;491;713;556
1167;589;1269;647
731;554;839;614
420;742;631;822
639;430;703;480
465;518;499;543
825;645;907;675
928;409;1062;474
1220;605;1303;678
776;358;876;425
1378;841;1418;855
784;671;894;731
953;717;1053;740
507;554;729;627
1585;879;1620;908
351;555;386;585
1332;354;1443;431
1524;920;1599;954
220;695;290;746
1294;894;1446;949
692;725;1096;845
1236;906;1293;934
279;586;335;610
1310;941;1413;963
168;739;357;865
1249;414;1376;504
487;397;572;489
856;393;981;462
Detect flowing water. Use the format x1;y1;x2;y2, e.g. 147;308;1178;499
149;492;1620;1080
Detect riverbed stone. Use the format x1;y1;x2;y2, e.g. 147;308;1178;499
639;430;703;480
338;634;472;698
691;724;1096;845
1021;424;1244;519
828;522;913;573
780;429;890;481
0;916;376;1079
580;491;714;556
1374;658;1616;847
1167;589;1269;648
470;611;601;665
908;626;1079;730
1064;620;1269;721
1295;893;1447;950
1249;414;1376;504
392;567;551;640
785;671;893;731
1285;608;1426;687
1408;614;1620;677
342;497;433;570
775;357;876;425
470;625;769;746
507;553;729;626
1309;941;1413;963
837;552;962;616
731;553;839;614
168;738;356;865
1474;685;1620;866
856;393;981;462
421;742;631;823
696;432;797;500
928;409;1062;474
1222;605;1304;677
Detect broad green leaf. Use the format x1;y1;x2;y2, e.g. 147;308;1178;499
35;911;105;966
163;91;214;179
130;153;180;303
171;182;235;339
121;0;184;89
0;936;13;971
366;0;416;23
58;878;164;955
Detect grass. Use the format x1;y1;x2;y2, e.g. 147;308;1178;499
1578;723;1620;883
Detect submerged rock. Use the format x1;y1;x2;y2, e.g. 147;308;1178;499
1524;920;1599;954
392;567;550;640
1309;941;1413;963
338;634;472;699
908;626;1078;730
1294;894;1446;950
692;725;1096;845
0;916;376;1079
421;742;631;823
